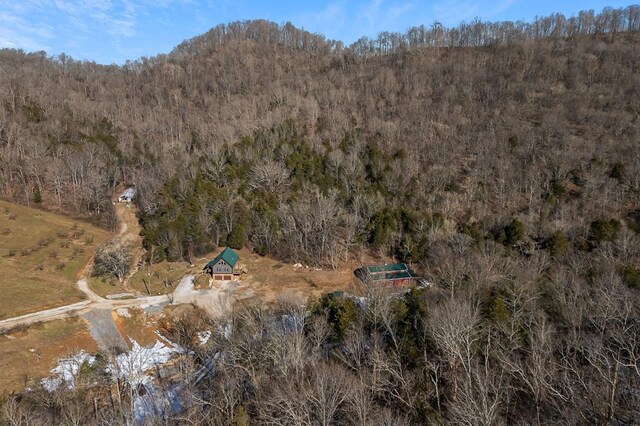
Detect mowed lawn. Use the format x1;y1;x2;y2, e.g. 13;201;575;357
0;200;111;319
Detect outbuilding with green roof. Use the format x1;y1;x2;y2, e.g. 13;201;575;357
355;263;423;288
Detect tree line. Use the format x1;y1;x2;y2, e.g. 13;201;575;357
170;6;640;60
350;5;640;56
0;8;639;268
2;277;638;424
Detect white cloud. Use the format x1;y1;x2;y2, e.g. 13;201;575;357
389;2;417;19
0;11;53;50
360;0;384;32
68;14;90;32
356;0;419;36
108;19;136;36
53;0;138;38
138;0;194;6
293;0;430;44
432;0;478;24
295;1;348;39
0;0;50;15
0;32;49;51
0;0;163;62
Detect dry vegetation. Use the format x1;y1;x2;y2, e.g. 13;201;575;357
236;249;361;302
0;318;96;392
1;9;639;270
1;6;640;425
126;248;359;300
128;260;200;295
0;200;110;319
111;307;163;347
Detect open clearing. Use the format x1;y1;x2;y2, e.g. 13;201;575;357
0;200;111;319
112;307;163;347
87;198;144;298
237;250;362;303
0;198;361;394
120;248;361;303
0;318;97;392
0;307;168;393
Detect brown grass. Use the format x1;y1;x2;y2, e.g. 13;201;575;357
0;200;111;319
124;247;360;304
235;249;363;304
130;261;200;295
0;318;97;393
112;307;161;347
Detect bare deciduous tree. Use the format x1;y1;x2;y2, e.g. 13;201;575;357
92;244;132;281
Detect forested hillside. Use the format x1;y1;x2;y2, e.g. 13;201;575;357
1;7;640;424
1;7;639;268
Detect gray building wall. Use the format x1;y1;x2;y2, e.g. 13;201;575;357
209;259;233;274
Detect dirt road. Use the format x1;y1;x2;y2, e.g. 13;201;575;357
0;273;248;333
112;201;144;291
0;291;174;333
173;275;232;317
0;301;92;332
0;193;255;335
77;278;105;302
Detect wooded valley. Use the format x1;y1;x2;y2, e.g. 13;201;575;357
1;6;639;424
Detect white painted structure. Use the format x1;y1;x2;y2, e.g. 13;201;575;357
119;188;136;202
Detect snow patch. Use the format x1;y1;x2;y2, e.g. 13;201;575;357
108;338;182;387
41;351;96;391
223;322;233;339
143;304;165;314
213;321;234;340
116;307;132;318
352;296;368;309
196;330;211;346
43;337;183;392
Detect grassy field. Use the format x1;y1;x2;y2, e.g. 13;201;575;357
0;200;111;319
130;261;205;294
87;261;204;297
88;261;198;297
0;318;97;392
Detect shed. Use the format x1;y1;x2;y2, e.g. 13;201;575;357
355;263;422;288
203;247;240;281
118;188;136;203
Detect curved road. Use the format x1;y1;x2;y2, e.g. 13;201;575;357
0;197;229;333
0;274;234;333
0;275;238;332
0;287;174;333
0;194;242;333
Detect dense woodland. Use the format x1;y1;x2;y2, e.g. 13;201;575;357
1;5;640;425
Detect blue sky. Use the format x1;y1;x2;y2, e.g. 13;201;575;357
0;0;634;64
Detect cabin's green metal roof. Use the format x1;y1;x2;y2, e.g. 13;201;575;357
369;270;419;281
206;247;239;268
366;263;407;273
363;263;419;282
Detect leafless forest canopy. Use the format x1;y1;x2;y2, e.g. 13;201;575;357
1;6;640;425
